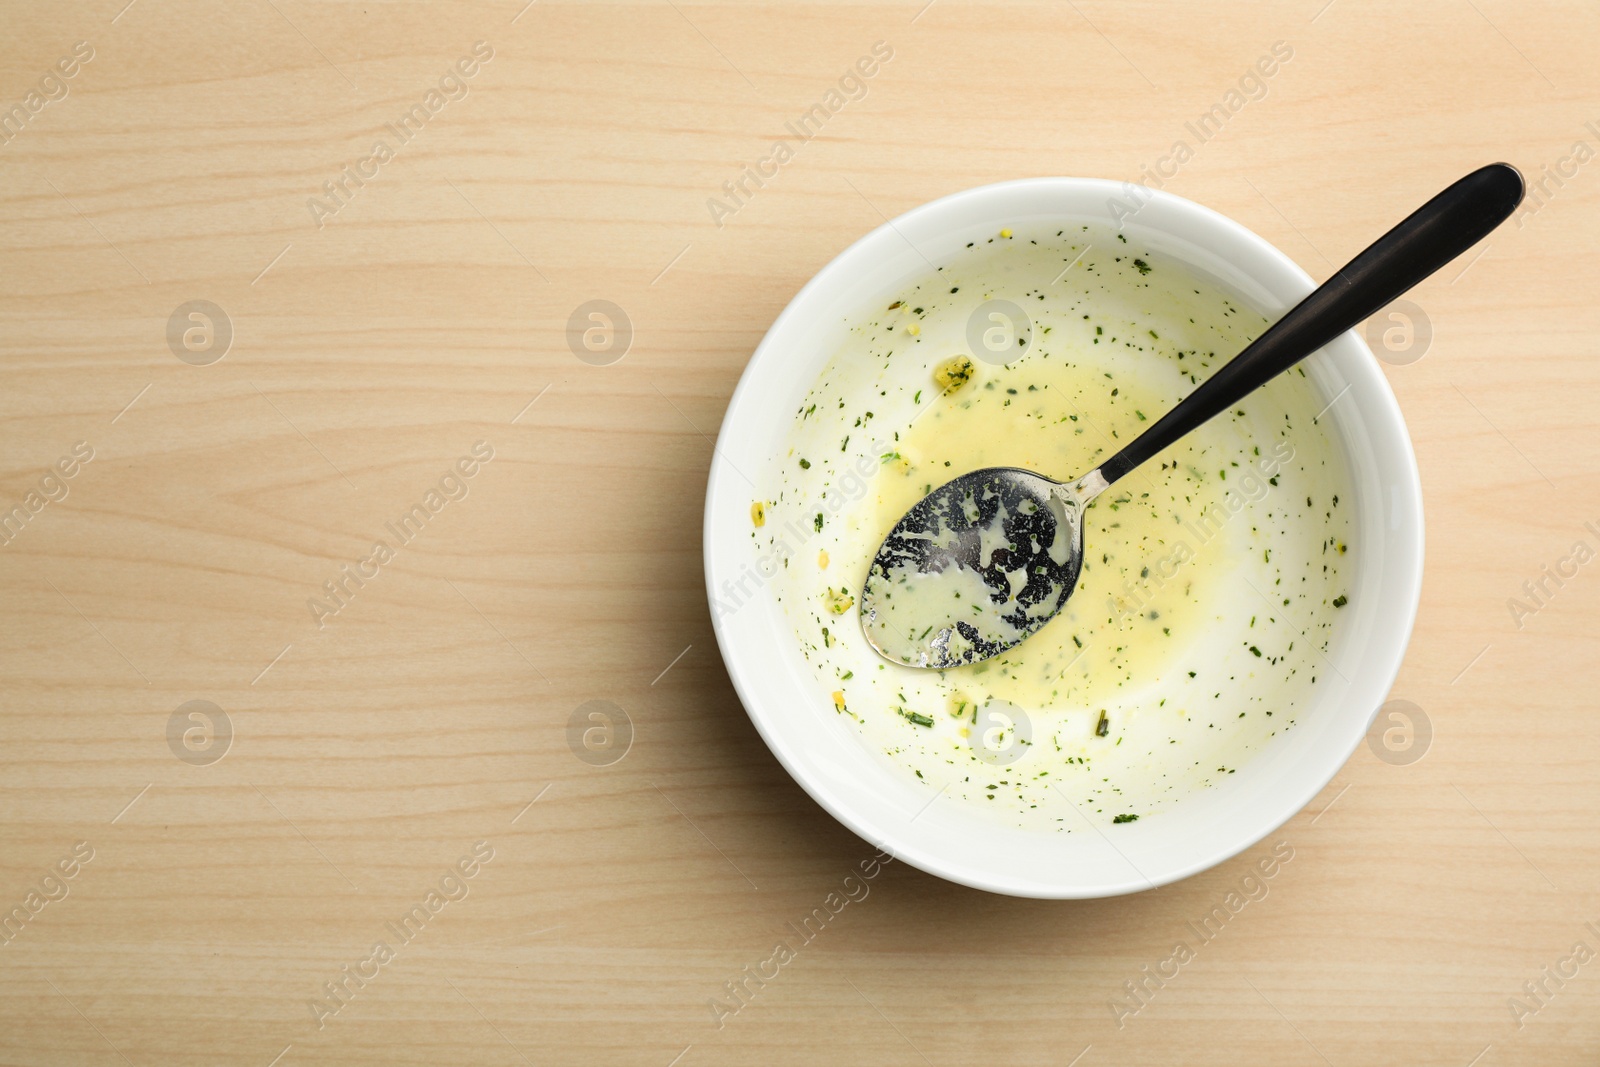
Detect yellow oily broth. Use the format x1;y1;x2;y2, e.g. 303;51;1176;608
761;228;1352;829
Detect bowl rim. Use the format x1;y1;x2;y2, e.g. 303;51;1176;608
703;176;1425;897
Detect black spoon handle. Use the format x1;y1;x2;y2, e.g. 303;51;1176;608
1096;162;1525;487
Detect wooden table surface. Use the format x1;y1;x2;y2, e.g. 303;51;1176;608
2;2;1598;1064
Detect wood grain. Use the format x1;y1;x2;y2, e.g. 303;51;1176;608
2;2;1598;1064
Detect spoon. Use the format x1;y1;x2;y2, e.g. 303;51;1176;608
860;162;1525;669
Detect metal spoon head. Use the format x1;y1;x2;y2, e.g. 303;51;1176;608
859;466;1092;668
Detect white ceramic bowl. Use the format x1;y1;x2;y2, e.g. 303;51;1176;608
703;178;1423;898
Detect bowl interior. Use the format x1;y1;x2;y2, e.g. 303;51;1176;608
705;178;1422;898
